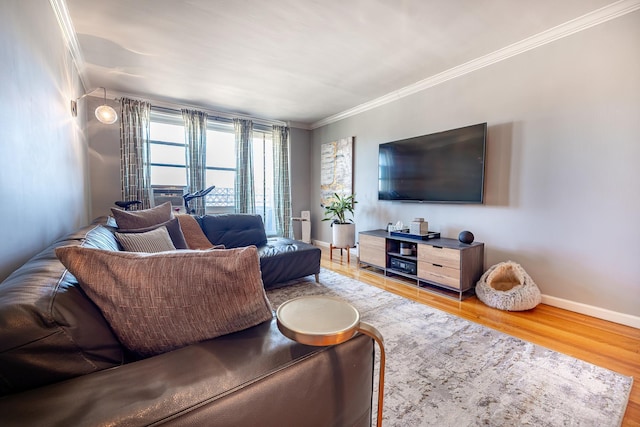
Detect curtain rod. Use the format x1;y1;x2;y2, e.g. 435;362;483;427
150;105;279;132
113;92;287;127
152;105;232;123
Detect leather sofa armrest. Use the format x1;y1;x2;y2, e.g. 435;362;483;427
0;319;374;427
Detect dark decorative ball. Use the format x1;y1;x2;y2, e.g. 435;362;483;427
458;230;474;244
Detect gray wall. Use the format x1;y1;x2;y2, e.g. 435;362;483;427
289;127;312;239
311;11;640;318
86;96;122;218
0;2;88;281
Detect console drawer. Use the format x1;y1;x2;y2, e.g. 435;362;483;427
418;245;460;269
358;234;386;268
418;263;461;289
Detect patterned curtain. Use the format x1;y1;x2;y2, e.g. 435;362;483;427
119;98;151;209
233;118;255;214
272;125;292;238
181;109;208;216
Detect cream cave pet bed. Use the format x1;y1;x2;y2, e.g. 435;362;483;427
476;261;542;311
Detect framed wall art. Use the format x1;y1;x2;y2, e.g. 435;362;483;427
320;136;353;205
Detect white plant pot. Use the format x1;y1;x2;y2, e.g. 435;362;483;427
332;223;356;248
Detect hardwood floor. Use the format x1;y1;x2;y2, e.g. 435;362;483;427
320;248;640;426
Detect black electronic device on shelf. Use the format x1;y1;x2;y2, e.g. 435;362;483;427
389;257;417;275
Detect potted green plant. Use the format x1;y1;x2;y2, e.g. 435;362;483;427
322;193;357;248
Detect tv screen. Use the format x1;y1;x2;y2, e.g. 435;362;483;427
378;123;487;203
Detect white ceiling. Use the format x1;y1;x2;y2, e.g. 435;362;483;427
63;0;622;127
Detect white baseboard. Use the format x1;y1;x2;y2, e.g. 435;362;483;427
312;239;330;248
314;239;639;329
541;295;640;329
313;239;358;255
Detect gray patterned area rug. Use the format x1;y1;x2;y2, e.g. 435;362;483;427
266;269;633;427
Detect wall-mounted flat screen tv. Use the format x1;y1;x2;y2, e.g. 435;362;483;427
378;123;487;203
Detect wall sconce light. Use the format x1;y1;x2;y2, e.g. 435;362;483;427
71;87;118;124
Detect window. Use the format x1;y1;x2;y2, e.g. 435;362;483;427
253;131;275;234
150;121;187;187
149;110;276;235
204;127;236;211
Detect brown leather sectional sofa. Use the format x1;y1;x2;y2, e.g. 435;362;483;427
0;217;374;426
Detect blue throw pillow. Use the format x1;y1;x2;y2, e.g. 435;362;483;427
198;214;268;248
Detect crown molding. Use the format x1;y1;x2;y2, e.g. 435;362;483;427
310;0;640;129
287;121;313;130
50;0;90;92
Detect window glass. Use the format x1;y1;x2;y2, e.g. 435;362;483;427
205;170;235;212
206;130;235;168
253;132;275;235
151;122;184;144
150;144;185;166
204;129;235;213
151;165;187;187
150;120;186;187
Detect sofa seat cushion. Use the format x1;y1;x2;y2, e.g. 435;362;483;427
0;218;125;396
259;238;321;288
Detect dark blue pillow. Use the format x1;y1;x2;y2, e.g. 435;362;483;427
198;214;267;248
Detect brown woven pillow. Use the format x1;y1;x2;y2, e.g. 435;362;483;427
55;246;273;357
110;202;173;229
176;214;215;249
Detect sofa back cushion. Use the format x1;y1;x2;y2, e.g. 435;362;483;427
198;214;268;248
0;218;125;396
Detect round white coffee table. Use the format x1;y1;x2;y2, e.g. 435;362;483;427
276;296;386;426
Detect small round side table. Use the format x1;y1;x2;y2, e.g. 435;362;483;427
276;296;386;426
